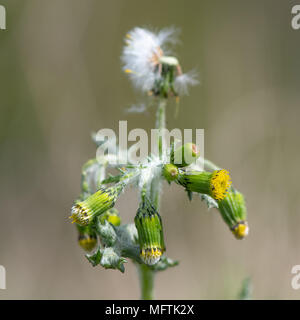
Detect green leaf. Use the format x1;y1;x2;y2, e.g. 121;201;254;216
85;247;102;267
100;247;127;273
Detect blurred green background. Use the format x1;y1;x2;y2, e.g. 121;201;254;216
0;0;299;299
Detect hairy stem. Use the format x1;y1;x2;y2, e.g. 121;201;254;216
150;98;167;208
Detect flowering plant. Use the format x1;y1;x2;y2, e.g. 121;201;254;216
70;27;249;299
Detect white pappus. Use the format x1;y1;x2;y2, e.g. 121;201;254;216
121;26;198;96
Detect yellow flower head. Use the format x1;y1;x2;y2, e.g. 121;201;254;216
176;169;231;200
210;169;232;200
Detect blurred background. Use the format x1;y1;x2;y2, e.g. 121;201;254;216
0;0;299;299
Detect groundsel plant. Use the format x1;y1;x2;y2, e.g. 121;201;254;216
70;27;249;300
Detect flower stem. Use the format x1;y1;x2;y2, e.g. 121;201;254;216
156;98;166;160
150;98;167;208
138;264;155;300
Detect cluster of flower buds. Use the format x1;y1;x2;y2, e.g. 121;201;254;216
70;26;250;281
162;142;249;239
134;197;165;265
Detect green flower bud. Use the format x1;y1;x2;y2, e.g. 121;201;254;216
134;197;165;265
77;225;97;252
217;188;249;239
163;163;179;182
171;143;200;167
70;183;124;226
177;169;231;200
100;208;121;226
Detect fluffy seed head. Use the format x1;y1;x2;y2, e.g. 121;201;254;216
174;71;199;96
122;27;198;97
122;27;178;92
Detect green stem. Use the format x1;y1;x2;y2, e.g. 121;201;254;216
156;98;166;160
151;98;167;208
138;264;155;300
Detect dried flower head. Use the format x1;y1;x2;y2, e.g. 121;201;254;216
122;27;198;97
